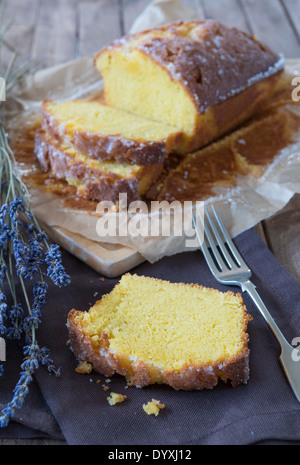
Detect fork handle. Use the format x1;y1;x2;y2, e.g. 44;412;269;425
242;280;300;402
241;280;292;351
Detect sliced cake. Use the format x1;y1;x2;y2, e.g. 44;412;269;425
34;130;163;203
95;20;285;153
41;99;183;165
67;273;252;391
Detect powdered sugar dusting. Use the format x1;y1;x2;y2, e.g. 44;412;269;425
134;21;285;113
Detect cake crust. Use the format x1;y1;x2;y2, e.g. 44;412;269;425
97;20;283;114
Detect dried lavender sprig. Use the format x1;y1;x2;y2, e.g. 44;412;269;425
0;189;70;426
0;20;70;427
0;196;68;423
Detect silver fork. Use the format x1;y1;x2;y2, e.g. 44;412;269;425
192;203;300;402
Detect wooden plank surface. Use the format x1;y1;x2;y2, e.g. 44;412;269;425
31;0;78;68
0;0;39;68
0;0;300;445
122;0;153;33
282;0;300;41
78;0;122;57
241;0;300;57
202;0;250;32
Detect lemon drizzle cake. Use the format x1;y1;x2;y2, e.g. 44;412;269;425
67;274;252;391
34;130;163;203
41;99;183;165
95;20;284;154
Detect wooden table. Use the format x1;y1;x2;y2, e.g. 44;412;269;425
0;0;300;445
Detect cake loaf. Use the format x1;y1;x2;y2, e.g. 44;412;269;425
41;99;183;165
35;130;163;203
95;20;285;153
67;274;252;391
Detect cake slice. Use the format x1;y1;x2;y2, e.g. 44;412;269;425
95;20;284;154
34;130;163;203
67;274;252;390
41;99;183;165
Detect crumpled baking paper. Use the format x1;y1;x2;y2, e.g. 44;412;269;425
6;0;300;263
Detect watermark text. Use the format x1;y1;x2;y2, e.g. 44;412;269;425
292;76;300;102
0;337;6;361
95;194;204;248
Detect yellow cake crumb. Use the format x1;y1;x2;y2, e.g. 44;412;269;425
75;361;93;374
107;392;127;406
143;399;165;416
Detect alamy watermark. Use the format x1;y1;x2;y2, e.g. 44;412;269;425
0;77;5;102
0;81;6;359
0;337;6;362
95;194;204;248
292;76;300;102
291;337;300;362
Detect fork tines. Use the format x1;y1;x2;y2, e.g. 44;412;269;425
192;204;250;276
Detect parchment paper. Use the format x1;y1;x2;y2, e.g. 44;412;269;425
6;0;300;263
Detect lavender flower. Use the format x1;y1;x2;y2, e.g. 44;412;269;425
12;234;44;280
8;196;24;228
0;264;6;286
0;299;7;336
6;321;22;340
0;206;9;251
8;303;23;319
46;244;71;287
32;281;48;311
0;368;32;427
6;303;23;340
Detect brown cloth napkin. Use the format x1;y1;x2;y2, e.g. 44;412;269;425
0;340;64;441
1;227;300;445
